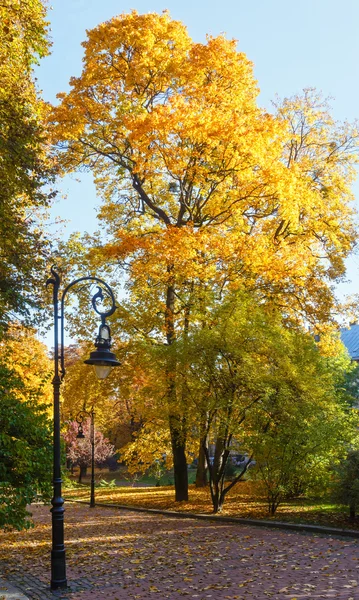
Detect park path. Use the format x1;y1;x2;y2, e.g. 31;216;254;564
0;502;358;600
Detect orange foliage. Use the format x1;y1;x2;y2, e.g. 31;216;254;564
48;12;358;327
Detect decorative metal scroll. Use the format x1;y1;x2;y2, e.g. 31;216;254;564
46;266;117;380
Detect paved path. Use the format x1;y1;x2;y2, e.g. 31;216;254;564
0;577;30;600
0;503;358;599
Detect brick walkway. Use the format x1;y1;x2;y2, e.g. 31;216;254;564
0;503;358;599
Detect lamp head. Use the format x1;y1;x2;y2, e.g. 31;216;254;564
84;320;121;380
76;423;85;439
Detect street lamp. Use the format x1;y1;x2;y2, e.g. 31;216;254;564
84;320;120;379
46;267;120;590
76;409;96;508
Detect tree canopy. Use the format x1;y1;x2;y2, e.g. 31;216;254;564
115;291;358;512
48;10;359;501
0;0;54;327
49;10;359;326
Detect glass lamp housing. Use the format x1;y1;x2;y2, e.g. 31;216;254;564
84;320;121;378
99;324;110;342
93;364;112;380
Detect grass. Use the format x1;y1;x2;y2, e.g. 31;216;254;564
68;466;198;487
64;475;359;531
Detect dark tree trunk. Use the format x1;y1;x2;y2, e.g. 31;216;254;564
212;488;224;513
206;423;245;513
169;413;188;501
268;495;280;515
208;449;228;513
131;183;191;502
195;438;208;488
78;465;87;484
166;279;189;502
349;501;356;520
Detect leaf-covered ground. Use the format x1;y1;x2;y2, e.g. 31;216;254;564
0;502;359;599
66;481;359;531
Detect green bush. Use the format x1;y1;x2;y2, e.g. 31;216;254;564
332;450;359;519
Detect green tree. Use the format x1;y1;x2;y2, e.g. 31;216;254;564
171;295;357;514
250;336;358;514
173;295;275;512
0;361;52;530
332;451;359;520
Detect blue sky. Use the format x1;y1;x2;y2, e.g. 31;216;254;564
38;0;359;298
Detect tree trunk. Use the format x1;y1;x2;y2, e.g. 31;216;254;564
195;442;208;488
209;464;225;514
206;430;232;513
166;279;189;502
212;487;220;513
78;464;87;483
349;501;356;520
211;482;225;514
170;415;188;501
268;495;280;515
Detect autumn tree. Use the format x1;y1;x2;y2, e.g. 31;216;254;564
59;340;146;454
60;344;108;420
1;323;52;407
48;11;359;501
63;419;115;483
0;2;55;529
0;0;54;328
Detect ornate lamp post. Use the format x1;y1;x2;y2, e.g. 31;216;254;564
46;267;120;590
76;408;96;508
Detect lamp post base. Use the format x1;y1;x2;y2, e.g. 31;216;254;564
50;549;67;589
50;491;67;590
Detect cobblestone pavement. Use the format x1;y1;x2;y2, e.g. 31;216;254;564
0;503;359;600
0;576;30;599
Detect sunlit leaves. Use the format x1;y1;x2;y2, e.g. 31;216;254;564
48;10;359;503
49;11;359;330
0;323;52;410
0;0;54;326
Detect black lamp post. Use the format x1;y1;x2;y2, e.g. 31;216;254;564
76;408;96;508
46;267;120;590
